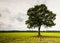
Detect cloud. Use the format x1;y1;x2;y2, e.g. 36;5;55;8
15;13;25;22
0;13;2;17
0;8;27;31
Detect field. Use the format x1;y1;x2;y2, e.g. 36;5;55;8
0;31;60;43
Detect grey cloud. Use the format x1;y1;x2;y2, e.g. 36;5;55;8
0;8;11;18
0;10;26;31
0;22;9;29
0;14;2;17
2;8;11;14
0;22;20;31
17;17;23;22
0;8;11;14
15;13;26;22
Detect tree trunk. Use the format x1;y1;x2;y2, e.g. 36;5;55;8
38;26;41;36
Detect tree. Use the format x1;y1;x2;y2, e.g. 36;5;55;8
25;4;56;36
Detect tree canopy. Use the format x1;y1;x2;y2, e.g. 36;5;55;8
26;4;56;29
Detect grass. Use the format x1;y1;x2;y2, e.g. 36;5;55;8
0;32;60;43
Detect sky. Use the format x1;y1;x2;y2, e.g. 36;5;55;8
0;0;60;31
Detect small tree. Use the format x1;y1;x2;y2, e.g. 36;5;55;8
25;4;56;36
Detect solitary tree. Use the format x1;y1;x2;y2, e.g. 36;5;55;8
25;4;56;36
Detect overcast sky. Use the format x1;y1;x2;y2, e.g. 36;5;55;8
0;0;60;31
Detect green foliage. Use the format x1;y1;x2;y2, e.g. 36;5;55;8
26;4;56;28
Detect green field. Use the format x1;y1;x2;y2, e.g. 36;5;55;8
0;32;60;43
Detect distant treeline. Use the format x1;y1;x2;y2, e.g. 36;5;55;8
0;30;60;33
